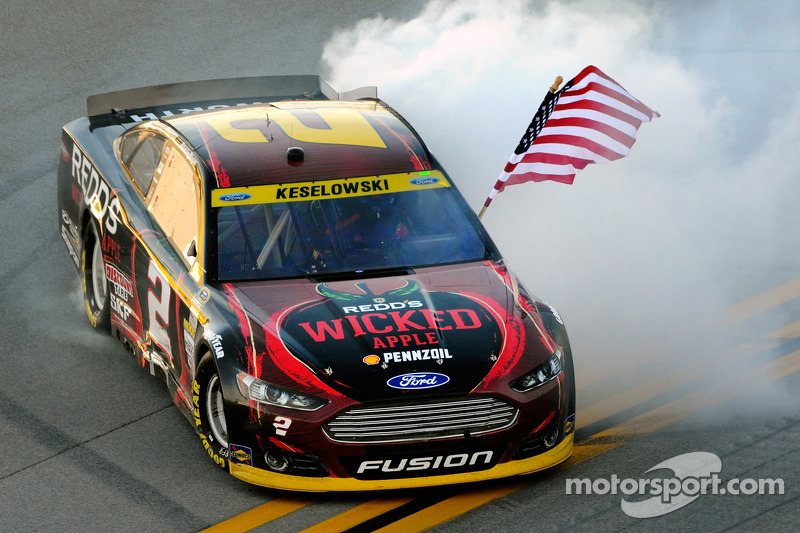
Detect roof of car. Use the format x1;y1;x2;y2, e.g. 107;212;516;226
166;100;433;189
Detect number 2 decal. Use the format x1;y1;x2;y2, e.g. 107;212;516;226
273;416;292;436
147;260;172;357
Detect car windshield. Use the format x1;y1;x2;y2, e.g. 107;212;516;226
212;173;492;281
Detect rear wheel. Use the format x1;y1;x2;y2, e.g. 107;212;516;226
193;352;229;469
81;219;110;331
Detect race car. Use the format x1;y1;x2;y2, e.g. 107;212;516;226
57;75;575;491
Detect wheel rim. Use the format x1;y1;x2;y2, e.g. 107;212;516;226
90;232;107;312
206;374;229;447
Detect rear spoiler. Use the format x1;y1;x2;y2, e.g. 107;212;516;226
86;75;377;117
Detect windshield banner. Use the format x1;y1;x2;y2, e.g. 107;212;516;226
212;171;449;207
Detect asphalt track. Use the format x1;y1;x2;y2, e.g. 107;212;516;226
1;1;798;532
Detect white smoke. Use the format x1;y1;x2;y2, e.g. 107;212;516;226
321;0;800;399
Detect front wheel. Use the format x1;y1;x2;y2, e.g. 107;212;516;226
81;219;110;331
193;352;230;469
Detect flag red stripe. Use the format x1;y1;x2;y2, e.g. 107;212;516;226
518;152;593;169
505;172;577;186
554;99;645;129
543;116;636;149
533;134;625;161
565;81;656;119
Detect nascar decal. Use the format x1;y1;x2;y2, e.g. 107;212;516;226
210;171;449;207
275;279;505;397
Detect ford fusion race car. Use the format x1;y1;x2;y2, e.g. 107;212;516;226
57;75;575;491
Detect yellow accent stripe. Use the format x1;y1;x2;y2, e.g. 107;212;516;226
299;497;415;533
211;171;449;207
199;497;311;532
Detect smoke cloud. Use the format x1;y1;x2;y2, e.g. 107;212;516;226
321;0;800;402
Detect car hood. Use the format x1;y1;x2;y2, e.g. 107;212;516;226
226;262;537;401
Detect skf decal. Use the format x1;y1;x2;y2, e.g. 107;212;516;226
229;444;253;466
386;372;450;390
71;144;122;234
110;293;136;322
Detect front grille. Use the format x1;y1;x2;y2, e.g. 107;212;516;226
324;396;518;444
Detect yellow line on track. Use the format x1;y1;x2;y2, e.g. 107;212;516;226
726;277;800;324
299;497;415;533
199;497;312;533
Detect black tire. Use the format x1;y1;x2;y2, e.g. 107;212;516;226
81;219;110;332
193;352;230;469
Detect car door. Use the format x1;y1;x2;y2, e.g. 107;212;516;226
119;126;205;397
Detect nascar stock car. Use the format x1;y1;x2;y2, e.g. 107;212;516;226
57;75;575;491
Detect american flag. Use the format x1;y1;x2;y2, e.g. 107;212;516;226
480;65;659;215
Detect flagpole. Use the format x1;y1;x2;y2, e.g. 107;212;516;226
478;76;563;220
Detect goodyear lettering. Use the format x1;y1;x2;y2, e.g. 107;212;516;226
383;348;452;364
104;263;134;302
356;450;494;474
192;379;227;468
207;330;224;359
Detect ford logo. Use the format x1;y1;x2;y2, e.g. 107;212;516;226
387;372;450;390
219;192;252;202
410;177;439;186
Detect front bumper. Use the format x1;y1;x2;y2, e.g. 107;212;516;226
228;433;573;492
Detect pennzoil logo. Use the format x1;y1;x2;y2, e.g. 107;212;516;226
230;444;253;466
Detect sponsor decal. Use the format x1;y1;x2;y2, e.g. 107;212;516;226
387;372;450;390
565;414;575;435
219;192;252;202
383;348;452;364
60;139;71;162
102;233;122;264
342;300;423;314
70;145;122;234
110;293;136;323
61;210;79;244
183;318;196;359
363;354;380;365
229;444;253;466
104;263;134;302
127;101;265;123
410;176;439;186
346;448;501;480
60;225;80;267
211;171;450;206
207;329;224;359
